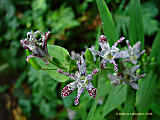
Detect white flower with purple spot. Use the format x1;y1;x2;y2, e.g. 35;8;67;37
20;31;51;64
108;65;145;90
123;40;145;64
90;35;125;71
58;55;98;105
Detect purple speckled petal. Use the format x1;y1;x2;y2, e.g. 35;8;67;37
74;87;84;105
86;82;96;98
61;81;77;97
109;60;118;72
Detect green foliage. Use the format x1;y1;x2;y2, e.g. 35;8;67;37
28;45;72;82
103;85;127;117
128;0;144;47
0;0;160;120
136;72;157;111
96;0;118;45
142;2;159;36
84;48;96;71
120;87;135;120
47;5;79;39
115;1;159;38
136;31;160;119
27;68;59;118
26;50;41;70
150;30;160;61
87;71;110;120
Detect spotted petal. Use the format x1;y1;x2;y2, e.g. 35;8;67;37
74;87;84;105
21;31;50;63
61;82;77;97
86;82;96;98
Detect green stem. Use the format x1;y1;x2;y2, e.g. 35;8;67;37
41;68;57;70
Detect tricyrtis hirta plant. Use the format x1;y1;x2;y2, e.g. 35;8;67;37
89;34;145;89
58;55;98;105
21;31;146;106
20;31;51;64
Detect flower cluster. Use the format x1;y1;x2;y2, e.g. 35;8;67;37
58;55;98;105
108;65;145;90
21;31;146;105
20;31;51;64
90;35;145;90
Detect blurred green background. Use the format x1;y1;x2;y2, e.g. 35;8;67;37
0;0;160;120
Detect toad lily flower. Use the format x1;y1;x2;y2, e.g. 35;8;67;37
108;65;145;90
58;55;98;105
123;40;145;64
20;31;51;64
90;35;125;71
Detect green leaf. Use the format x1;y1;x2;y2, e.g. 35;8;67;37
120;87;135;120
151;102;160;116
129;0;144;48
28;45;72;82
87;71;110;120
87;100;97;120
150;30;160;61
33;57;69;82
136;72;157;112
96;0;118;45
98;71;112;97
47;5;79;35
94;108;105;120
84;49;94;64
135;32;160;119
114;1;158;37
102;85;127;117
142;2;159;36
26;45;71;71
84;49;96;71
26;50;41;70
94;26;101;50
48;45;71;69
